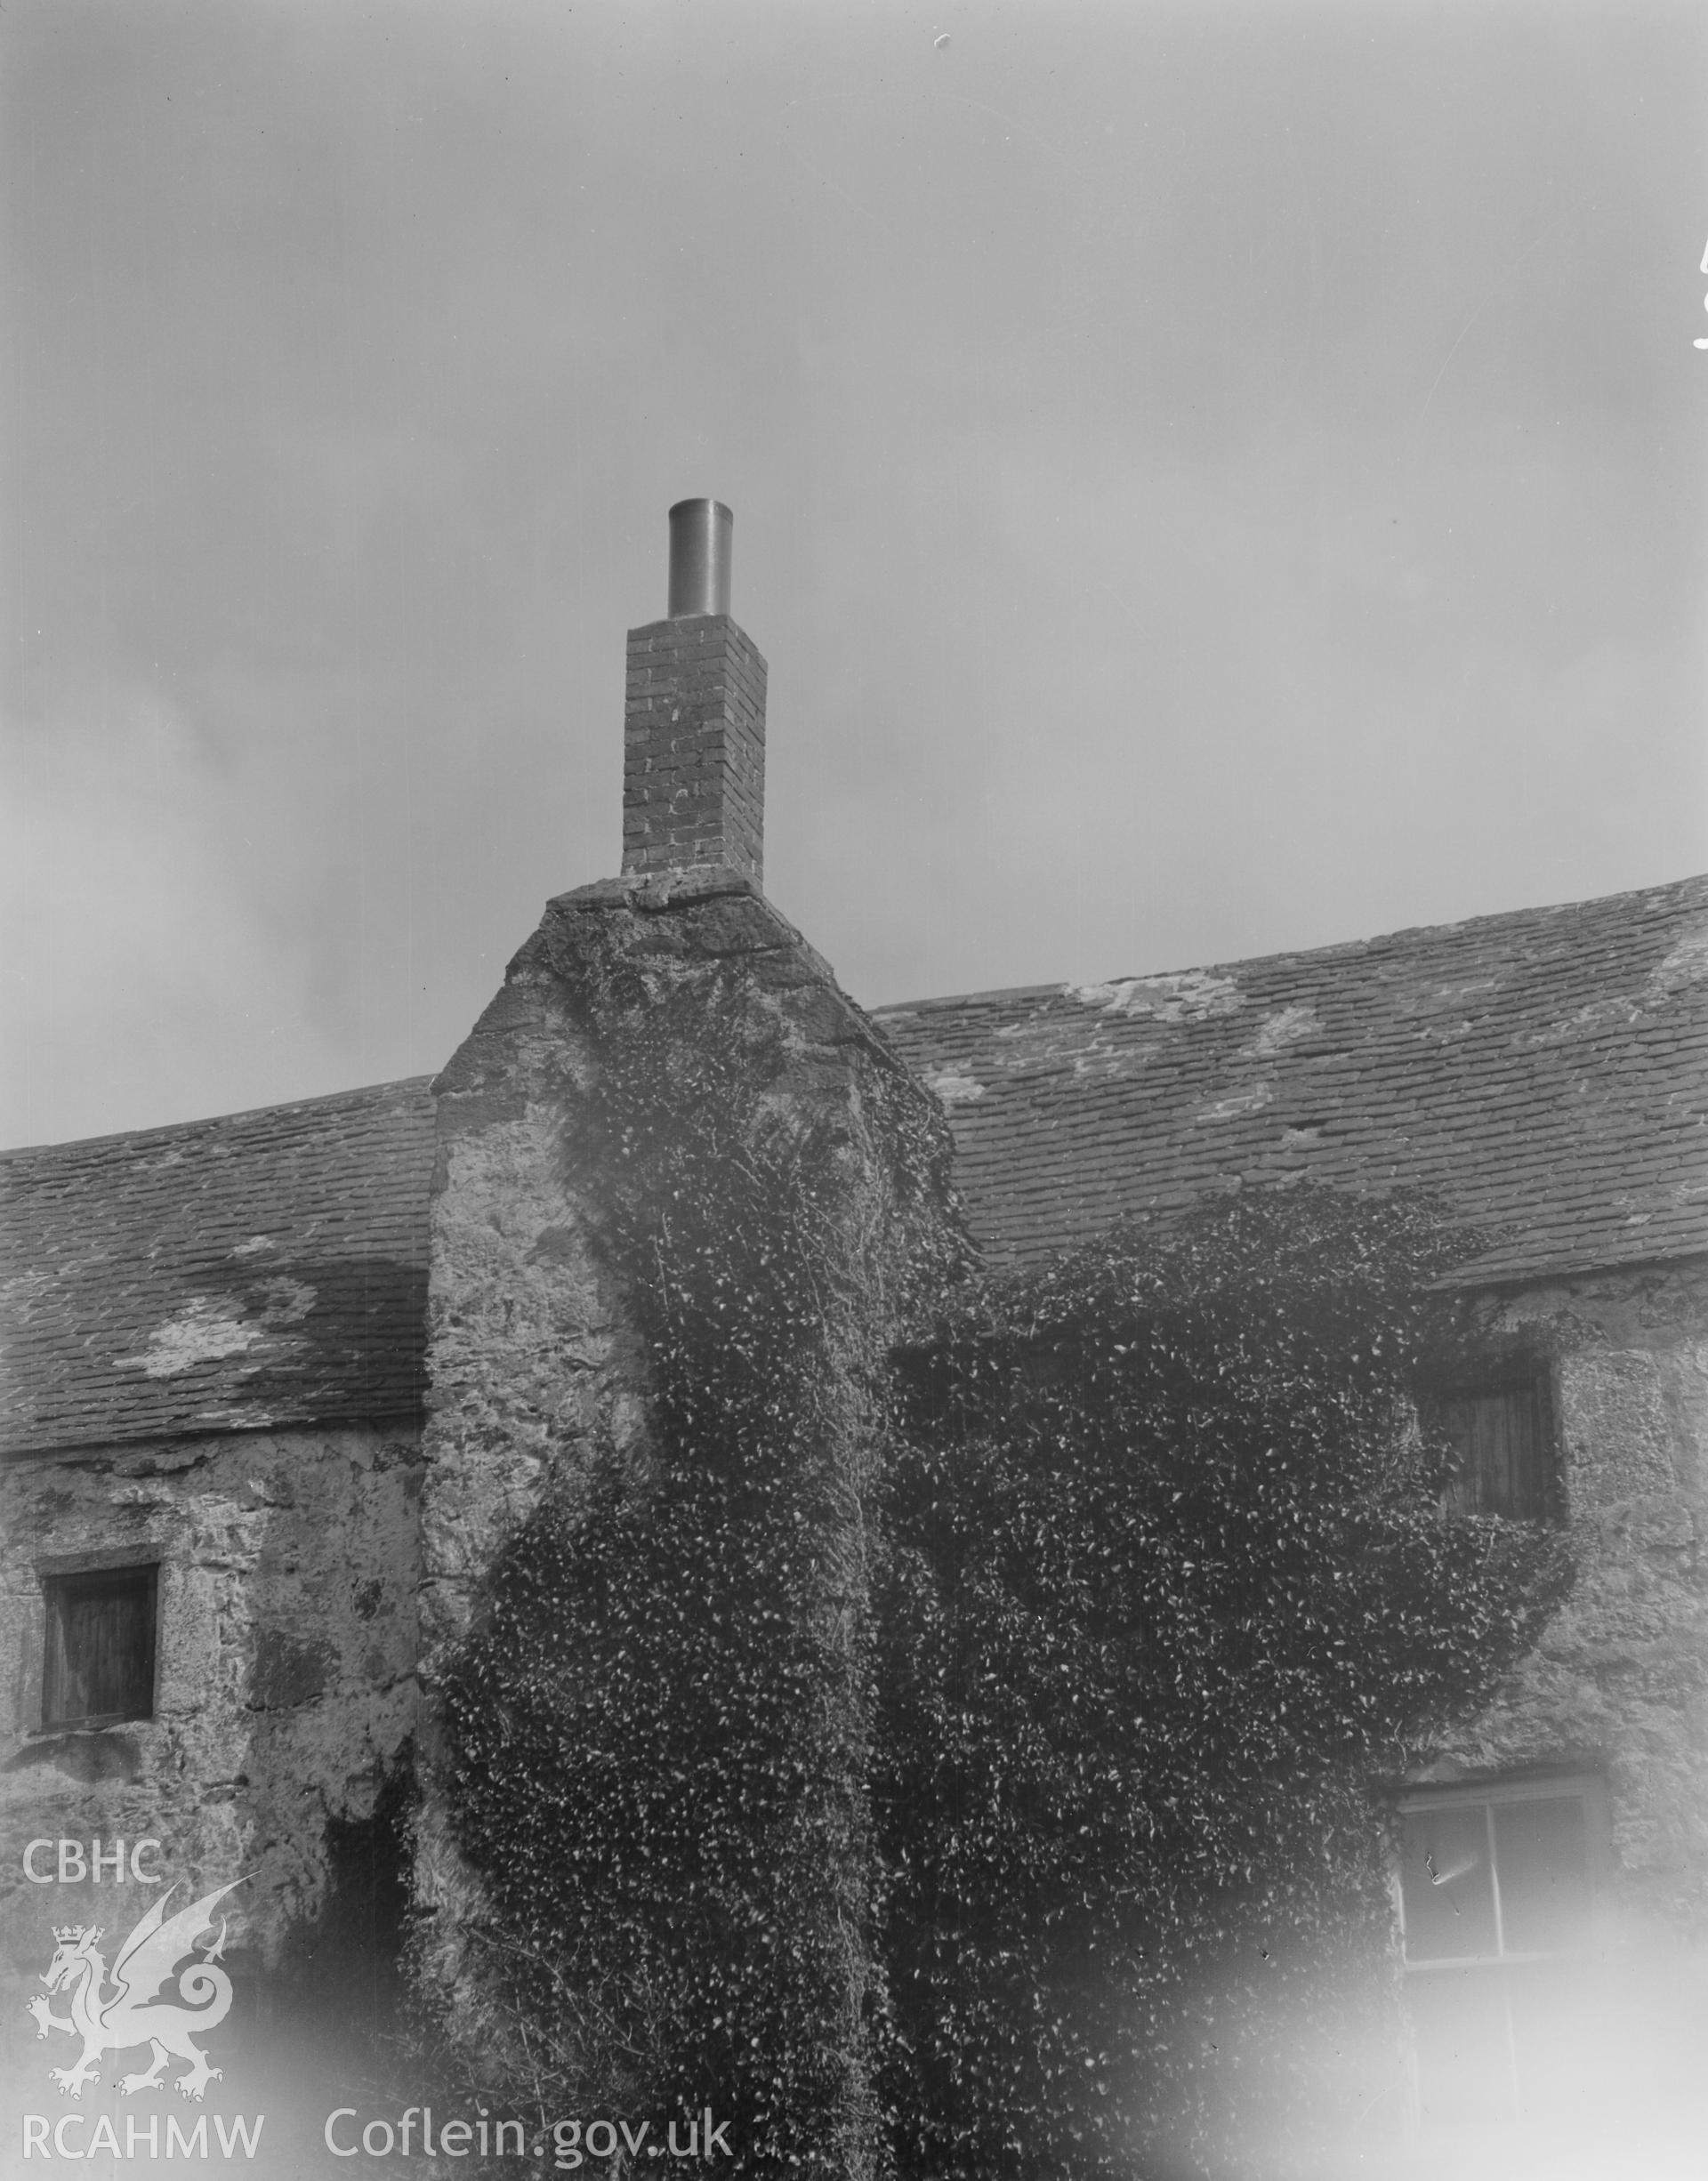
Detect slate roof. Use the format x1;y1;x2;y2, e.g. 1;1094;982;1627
4;878;1704;1457
0;1078;434;1457
874;874;1708;1282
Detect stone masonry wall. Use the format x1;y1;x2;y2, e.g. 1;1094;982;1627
412;866;960;2156
0;1417;423;2149
0;1420;422;1955
1426;1256;1708;1936
1392;1258;1708;2167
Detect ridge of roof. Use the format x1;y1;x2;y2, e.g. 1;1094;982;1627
0;1074;438;1164
873;873;1708;1021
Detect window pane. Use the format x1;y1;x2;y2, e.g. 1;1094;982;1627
1400;1805;1497;1961
1494;1796;1591;1954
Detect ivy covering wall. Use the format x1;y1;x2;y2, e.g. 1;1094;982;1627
434;921;955;2181
429;915;1568;2179
874;1193;1571;2177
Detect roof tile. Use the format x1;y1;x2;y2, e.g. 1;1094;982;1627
5;878;1704;1456
0;1079;433;1457
873;876;1708;1283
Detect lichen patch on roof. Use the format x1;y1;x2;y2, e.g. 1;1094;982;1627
1068;970;1244;1022
1646;922;1708;1002
117;1299;269;1378
924;1068;986;1105
0;1078;433;1457
116;1276;318;1380
1196;1082;1274;1123
1245;1003;1323;1058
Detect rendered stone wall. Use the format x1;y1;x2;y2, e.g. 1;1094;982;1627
416;867;956;1658
1396;1259;1708;2168
1422;1258;1708;1934
0;1419;422;1964
412;865;960;2154
0;1417;422;2164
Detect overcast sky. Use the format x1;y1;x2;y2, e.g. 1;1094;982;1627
4;0;1704;1148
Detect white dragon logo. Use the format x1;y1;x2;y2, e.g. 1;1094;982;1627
25;1878;243;2102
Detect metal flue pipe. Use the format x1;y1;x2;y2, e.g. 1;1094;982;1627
666;498;734;617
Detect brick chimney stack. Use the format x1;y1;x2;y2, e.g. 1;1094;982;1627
622;500;767;888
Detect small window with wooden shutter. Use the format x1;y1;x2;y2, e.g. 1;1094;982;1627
1426;1377;1553;1521
42;1564;159;1727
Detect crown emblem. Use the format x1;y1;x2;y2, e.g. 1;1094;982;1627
33;1882;242;2103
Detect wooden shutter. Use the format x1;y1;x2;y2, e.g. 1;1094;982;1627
1438;1382;1548;1519
43;1566;157;1726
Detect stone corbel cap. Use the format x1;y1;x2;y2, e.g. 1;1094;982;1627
544;869;846;1010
